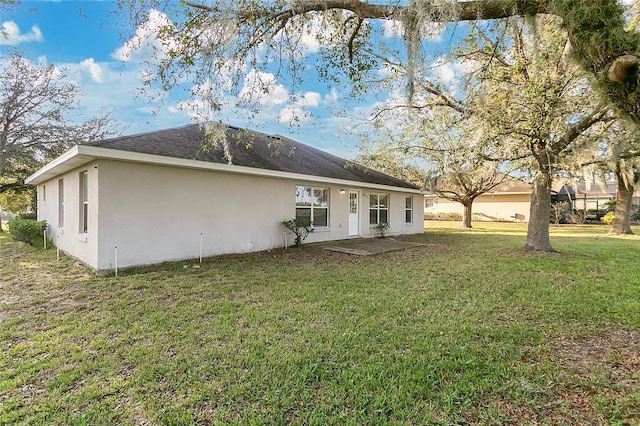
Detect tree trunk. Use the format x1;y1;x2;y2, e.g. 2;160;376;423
461;200;473;229
609;168;634;235
525;170;555;252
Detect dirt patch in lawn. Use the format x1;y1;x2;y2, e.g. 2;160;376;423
543;327;640;425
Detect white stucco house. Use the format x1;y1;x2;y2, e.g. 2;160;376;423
26;124;423;271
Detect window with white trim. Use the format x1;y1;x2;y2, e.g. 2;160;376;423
295;186;329;227
405;196;413;223
58;179;64;228
42;184;46;203
425;198;434;209
369;193;388;225
79;171;88;234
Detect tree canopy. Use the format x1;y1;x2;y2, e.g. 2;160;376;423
0;51;119;197
119;1;640;126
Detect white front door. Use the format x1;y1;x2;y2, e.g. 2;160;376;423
348;190;359;236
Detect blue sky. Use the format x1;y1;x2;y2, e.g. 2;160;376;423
1;1;463;159
5;1;632;159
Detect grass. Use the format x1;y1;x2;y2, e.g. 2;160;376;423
1;223;639;424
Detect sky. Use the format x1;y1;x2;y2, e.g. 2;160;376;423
1;0;437;159
2;1;635;160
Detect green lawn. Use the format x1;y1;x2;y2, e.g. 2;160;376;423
1;223;639;424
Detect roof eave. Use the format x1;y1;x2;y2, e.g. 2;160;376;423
25;146;96;185
25;145;421;193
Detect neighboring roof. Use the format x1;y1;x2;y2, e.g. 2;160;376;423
553;180;616;197
26;123;419;191
485;177;532;194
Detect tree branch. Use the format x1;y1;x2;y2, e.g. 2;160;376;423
184;0;550;22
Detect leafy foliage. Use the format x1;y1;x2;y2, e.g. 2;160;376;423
373;222;389;238
282;218;314;247
0;188;33;215
0;50;118;194
7;218;47;246
602;211;616;225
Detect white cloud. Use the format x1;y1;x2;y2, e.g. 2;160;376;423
324;88;339;103
428;56;477;86
0;21;43;45
111;9;176;63
238;69;289;107
278;106;303;123
300;91;321;107
80;58;104;83
270;12;347;56
430;58;456;84
382;19;444;41
382;20;403;38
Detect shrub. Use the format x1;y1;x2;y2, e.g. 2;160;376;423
374;222;390;238
282;218;314;248
569;211;586;224
7;219;47;246
601;211;615;225
18;212;37;220
551;201;568;225
424;212;463;221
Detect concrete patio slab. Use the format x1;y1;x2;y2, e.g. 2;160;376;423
322;238;425;256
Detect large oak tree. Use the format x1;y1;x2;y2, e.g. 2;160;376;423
0;51;118;197
0;51;119;231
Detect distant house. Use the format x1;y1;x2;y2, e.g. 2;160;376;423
553;181;617;218
425;178;640;222
26;124;423;271
424;178;532;222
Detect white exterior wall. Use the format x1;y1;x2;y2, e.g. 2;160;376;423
37;161;100;267
34;160;421;270
425;193;531;222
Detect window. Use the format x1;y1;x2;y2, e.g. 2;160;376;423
296;186;329;227
425;198;435;209
42;185;46;203
369;193;388;225
405;196;413;223
79;171;88;233
58;179;64;228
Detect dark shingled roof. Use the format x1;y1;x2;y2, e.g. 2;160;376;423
82;123;419;190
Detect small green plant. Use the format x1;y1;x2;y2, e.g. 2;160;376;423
7;218;47;246
18;212;37;220
374;222;390;238
282;218;314;248
601;211;615;225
